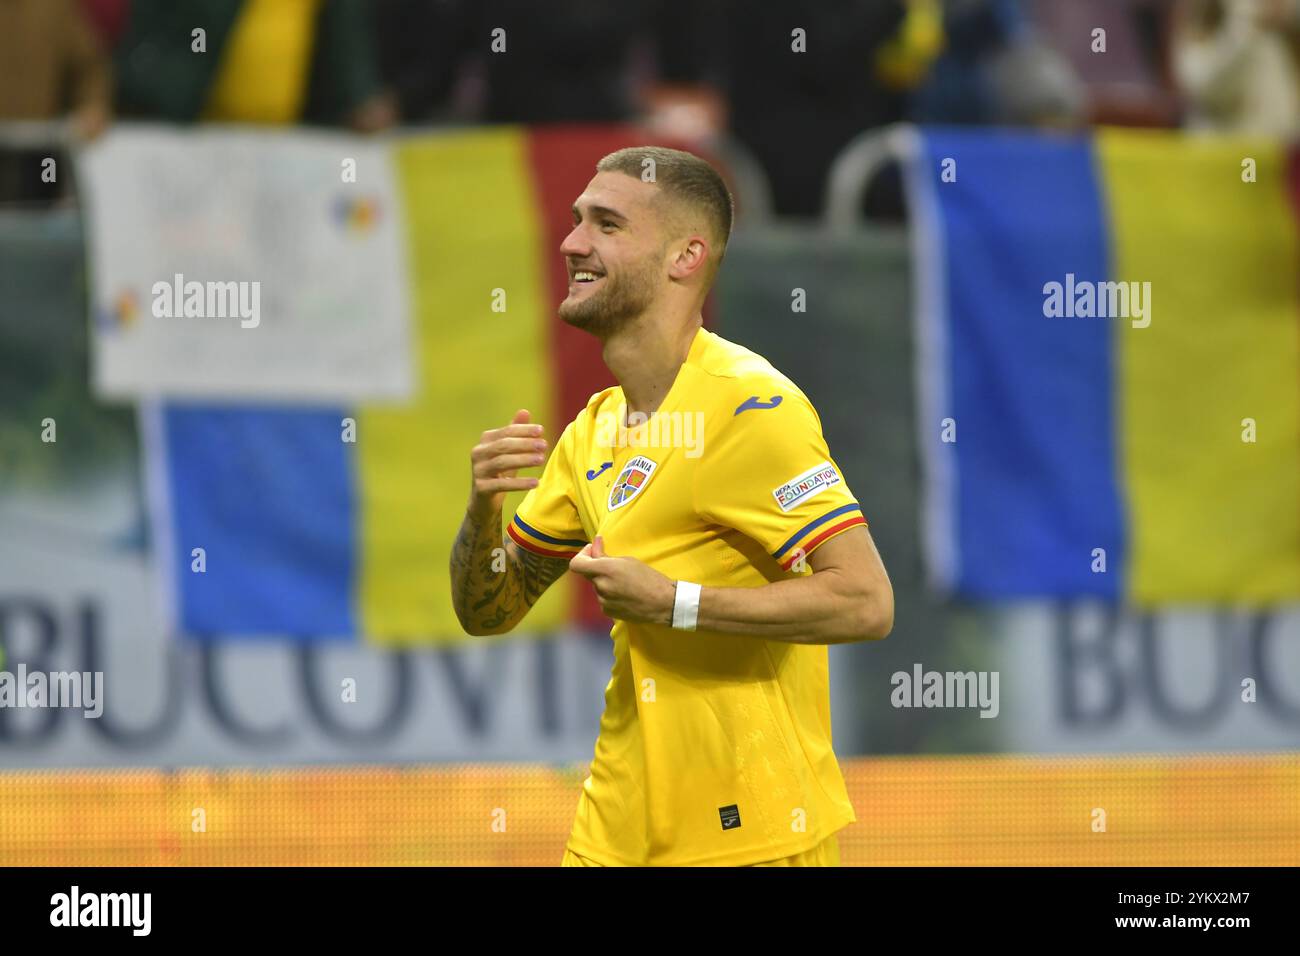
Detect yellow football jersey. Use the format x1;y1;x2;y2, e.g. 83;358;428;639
508;327;866;866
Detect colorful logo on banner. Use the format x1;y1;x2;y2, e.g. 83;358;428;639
333;195;381;233
96;289;140;333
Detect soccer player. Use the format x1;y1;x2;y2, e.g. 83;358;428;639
449;146;893;867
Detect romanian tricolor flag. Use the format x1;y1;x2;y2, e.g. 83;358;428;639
152;126;712;644
903;127;1300;604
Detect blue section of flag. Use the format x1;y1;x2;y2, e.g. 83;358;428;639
918;129;1124;597
163;405;356;639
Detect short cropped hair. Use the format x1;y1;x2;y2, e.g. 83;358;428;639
596;146;735;275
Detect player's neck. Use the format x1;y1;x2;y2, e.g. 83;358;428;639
603;316;702;420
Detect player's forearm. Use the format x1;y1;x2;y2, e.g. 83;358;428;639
694;569;892;645
449;503;525;636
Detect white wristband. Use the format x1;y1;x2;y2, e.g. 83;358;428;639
672;581;701;631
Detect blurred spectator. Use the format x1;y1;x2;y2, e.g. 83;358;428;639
373;0;721;132
471;0;648;123
114;0;395;130
1258;0;1300;29
1171;0;1300;135
0;0;112;135
79;0;132;49
1028;0;1180;127
719;0;917;217
372;0;465;124
913;0;1085;127
0;0;111;204
639;2;729;143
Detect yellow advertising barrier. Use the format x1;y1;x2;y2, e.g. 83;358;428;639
1;754;1295;866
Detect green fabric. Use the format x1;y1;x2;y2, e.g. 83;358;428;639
115;0;381;124
301;0;384;125
114;0;243;122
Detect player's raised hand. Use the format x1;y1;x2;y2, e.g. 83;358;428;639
569;535;677;625
468;409;547;517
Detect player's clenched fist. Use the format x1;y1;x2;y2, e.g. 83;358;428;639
569;535;677;626
468;408;548;517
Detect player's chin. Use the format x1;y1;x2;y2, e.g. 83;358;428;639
558;299;598;329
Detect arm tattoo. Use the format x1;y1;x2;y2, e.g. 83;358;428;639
516;546;569;606
449;505;569;634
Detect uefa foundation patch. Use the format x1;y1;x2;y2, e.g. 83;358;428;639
772;462;841;512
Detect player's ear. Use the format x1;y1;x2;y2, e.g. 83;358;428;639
668;236;709;281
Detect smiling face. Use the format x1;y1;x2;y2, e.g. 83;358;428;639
558;172;667;337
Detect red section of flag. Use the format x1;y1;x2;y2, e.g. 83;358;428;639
526;125;724;629
1289;147;1300;227
1288;148;1300;564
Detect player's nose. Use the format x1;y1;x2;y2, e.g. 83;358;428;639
560;224;590;258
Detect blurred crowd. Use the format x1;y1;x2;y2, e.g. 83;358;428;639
3;0;1300;213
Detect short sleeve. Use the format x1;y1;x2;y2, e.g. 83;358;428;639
507;420;589;559
696;389;867;571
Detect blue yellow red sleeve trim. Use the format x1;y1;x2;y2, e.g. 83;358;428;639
773;503;867;570
507;514;588;559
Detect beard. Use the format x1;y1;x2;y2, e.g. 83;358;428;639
558;259;659;337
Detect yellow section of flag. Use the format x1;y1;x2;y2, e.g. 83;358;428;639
357;128;566;643
1099;129;1300;603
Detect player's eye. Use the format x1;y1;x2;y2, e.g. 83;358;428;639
601;221;618;231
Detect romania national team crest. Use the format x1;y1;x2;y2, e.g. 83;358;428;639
608;455;658;511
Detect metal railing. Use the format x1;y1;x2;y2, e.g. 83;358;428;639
823;123;917;234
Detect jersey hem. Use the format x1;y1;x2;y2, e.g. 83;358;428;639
564;814;855;868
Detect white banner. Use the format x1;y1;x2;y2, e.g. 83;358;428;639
0;528;612;768
77;125;414;403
